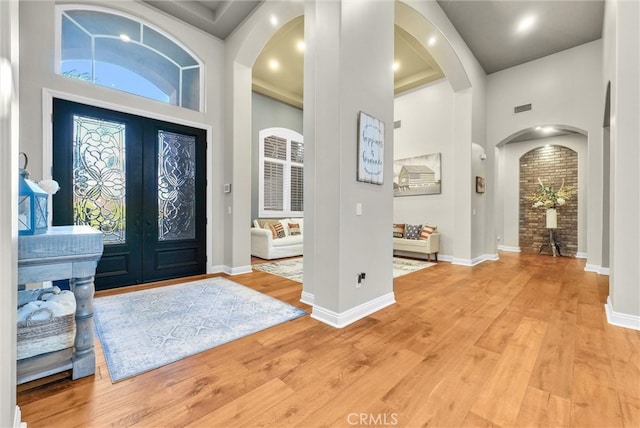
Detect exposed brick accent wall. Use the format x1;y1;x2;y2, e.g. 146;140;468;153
519;145;578;256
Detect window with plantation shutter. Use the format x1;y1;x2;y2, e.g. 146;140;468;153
259;128;304;218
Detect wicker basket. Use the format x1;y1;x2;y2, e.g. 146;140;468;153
17;289;76;361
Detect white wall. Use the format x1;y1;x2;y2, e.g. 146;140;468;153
18;0;226;271
602;0;640;327
1;1;19;425
499;134;588;254
487;40;604;267
399;0;489;264
393;79;456;258
251;92;303;221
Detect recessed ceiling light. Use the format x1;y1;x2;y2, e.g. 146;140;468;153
269;59;280;71
270;15;278;26
296;40;305;52
516;14;537;33
119;34;131;42
393;62;400;72
427;36;437;47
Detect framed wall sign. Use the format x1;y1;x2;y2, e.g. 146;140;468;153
357;111;384;185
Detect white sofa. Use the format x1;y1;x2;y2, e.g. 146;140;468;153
393;233;440;261
392;223;440;261
251;218;304;260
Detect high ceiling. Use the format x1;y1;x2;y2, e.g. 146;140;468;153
142;0;262;40
437;0;604;74
144;0;605;115
251;17;445;109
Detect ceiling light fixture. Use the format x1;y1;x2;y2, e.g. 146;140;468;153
296;40;305;52
269;59;280;71
393;62;400;72
427;36;437;47
516;14;537;34
270;15;278;26
119;34;131;42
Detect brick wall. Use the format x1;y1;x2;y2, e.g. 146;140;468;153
519;145;578;256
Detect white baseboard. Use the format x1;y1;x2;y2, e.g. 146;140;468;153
452;254;499;266
575;252;587;259
300;291;314;306
584;264;599;273
605;296;640;331
209;264;224;274
311;292;396;328
451;257;473;266
584;264;610;275
221;265;253;275
15;406;26;428
498;245;521;252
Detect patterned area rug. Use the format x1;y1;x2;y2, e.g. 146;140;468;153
253;257;435;282
93;277;306;382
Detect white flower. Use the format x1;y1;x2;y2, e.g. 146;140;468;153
556;198;565;206
532;201;544;208
37;179;60;195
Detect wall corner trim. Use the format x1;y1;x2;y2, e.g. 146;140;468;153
223;265;253;275
452;254;498;266
310;292;396;328
498;245;521;252
605;296;640;331
300;291;314;306
15;406;26;428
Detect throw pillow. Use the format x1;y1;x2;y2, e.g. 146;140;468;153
405;224;422;240
419;224;437;240
393;223;405;238
288;223;301;236
269;222;286;239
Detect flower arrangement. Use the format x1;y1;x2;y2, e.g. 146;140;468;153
526;178;576;209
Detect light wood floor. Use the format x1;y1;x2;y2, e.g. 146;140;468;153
17;252;640;427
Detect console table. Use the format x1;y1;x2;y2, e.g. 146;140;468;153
17;225;103;384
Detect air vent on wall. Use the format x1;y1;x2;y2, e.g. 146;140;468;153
514;103;532;114
394;120;401;129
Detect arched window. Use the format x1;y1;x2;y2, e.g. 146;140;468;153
57;6;202;111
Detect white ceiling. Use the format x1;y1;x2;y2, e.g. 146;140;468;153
144;0;605;128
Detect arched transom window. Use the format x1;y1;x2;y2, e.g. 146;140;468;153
57;6;202;111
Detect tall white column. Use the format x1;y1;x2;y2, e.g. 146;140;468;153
303;0;395;327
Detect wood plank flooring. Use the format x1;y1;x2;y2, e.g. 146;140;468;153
17;252;640;427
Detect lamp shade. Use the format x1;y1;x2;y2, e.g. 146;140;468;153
18;168;48;235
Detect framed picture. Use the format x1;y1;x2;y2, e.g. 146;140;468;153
476;176;485;193
393;153;441;196
357;111;384;185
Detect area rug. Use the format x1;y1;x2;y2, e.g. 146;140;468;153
93;277;306;382
253;257;435;282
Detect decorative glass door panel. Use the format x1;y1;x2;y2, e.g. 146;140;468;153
53;99;207;290
72;115;127;244
157;130;196;242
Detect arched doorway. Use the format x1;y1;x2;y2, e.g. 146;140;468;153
519;145;578;256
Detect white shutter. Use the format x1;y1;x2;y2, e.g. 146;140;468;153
259;128;304;218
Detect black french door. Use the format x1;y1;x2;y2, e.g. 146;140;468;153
52;99;207;290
